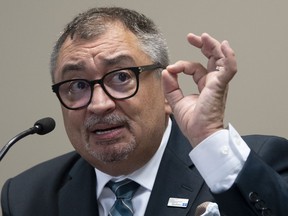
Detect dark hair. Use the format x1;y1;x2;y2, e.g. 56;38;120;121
50;7;169;82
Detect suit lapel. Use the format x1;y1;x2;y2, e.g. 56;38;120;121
57;119;213;216
58;157;99;216
145;119;212;216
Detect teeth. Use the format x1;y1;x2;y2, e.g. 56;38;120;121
94;127;119;135
95;130;111;135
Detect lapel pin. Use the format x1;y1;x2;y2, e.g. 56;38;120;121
167;197;189;208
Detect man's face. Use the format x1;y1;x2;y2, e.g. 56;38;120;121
53;22;171;175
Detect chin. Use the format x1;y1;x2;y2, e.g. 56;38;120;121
85;140;136;164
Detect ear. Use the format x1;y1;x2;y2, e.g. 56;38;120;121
164;98;172;115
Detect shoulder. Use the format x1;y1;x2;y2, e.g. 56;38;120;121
1;152;94;215
242;134;288;153
3;151;83;190
242;134;288;168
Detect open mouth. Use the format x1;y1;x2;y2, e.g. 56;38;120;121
93;125;124;135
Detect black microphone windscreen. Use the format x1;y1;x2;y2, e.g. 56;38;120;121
34;117;56;135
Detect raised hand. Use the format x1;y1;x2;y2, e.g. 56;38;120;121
162;33;237;147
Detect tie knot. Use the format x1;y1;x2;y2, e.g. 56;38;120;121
107;179;140;200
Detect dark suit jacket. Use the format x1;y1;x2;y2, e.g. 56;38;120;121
2;121;288;216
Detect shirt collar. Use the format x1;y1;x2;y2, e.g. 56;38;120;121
95;117;172;198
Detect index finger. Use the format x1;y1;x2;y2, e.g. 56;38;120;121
187;33;224;60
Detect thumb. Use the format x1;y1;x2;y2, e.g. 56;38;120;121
161;69;184;110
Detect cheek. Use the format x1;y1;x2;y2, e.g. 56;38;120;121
122;89;167;153
141;81;166;114
61;108;85;143
121;81;166;129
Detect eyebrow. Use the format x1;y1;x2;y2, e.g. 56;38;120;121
59;54;137;79
61;61;86;75
102;55;136;67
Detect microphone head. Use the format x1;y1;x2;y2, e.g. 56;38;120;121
34;117;56;135
194;202;220;216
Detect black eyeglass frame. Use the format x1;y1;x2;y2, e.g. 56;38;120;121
52;63;164;110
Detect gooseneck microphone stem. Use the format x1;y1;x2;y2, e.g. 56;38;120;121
0;128;36;161
0;117;55;161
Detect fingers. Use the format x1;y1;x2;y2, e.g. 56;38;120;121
186;33;202;48
188;33;237;81
221;40;237;75
166;61;207;87
213;40;237;84
162;61;207;108
187;33;224;61
162;68;183;108
162;33;237;110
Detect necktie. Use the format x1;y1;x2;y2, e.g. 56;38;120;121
106;179;140;216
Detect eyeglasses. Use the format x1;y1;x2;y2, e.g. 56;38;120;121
52;63;163;110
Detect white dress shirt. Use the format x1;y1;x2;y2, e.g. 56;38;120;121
190;123;251;193
96;119;251;215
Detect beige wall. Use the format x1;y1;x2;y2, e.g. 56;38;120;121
1;0;288;203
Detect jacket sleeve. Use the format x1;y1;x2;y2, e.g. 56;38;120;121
213;135;288;216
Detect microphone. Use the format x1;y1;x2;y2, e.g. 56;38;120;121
0;117;56;161
195;202;210;216
195;202;220;216
33;117;56;135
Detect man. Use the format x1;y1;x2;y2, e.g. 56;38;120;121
2;7;288;216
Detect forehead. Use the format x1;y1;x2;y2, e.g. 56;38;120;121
53;23;151;82
54;23;150;78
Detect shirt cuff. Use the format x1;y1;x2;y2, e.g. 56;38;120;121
189;124;250;193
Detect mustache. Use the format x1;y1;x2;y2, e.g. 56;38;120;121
84;114;129;130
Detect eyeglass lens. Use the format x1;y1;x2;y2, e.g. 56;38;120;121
57;69;138;109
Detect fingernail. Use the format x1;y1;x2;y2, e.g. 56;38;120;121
224;40;230;46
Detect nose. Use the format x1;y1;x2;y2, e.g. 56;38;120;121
87;85;116;115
